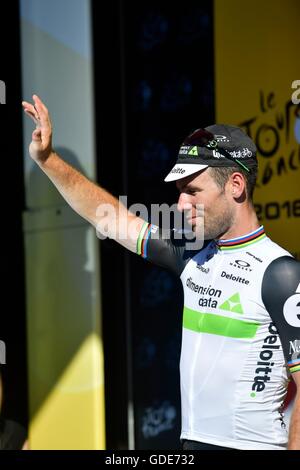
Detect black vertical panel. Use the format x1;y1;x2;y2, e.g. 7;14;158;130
92;0;214;450
122;2;214;450
0;0;28;428
92;1;129;450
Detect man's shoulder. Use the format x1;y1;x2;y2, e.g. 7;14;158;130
262;235;293;260
261;235;299;298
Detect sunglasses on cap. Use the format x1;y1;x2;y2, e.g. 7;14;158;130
183;128;251;173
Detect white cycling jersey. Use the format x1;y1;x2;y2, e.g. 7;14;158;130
136;224;300;450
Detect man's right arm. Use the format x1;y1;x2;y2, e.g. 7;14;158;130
22;95;145;253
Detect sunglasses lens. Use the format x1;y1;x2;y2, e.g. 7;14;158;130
183;128;214;146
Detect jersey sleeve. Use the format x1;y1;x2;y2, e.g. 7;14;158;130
262;256;300;375
136;221;197;277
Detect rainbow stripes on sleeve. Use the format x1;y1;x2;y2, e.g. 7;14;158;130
136;222;152;259
288;359;300;374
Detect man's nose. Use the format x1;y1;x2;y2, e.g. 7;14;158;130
177;193;192;213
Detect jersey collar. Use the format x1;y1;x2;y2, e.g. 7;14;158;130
216;226;266;251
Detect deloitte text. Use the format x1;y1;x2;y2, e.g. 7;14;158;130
221;271;249;285
251;322;280;395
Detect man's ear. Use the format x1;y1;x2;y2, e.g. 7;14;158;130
229;172;246;198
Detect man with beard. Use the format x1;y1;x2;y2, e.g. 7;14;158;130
22;95;300;450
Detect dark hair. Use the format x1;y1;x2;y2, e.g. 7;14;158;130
208;166;257;201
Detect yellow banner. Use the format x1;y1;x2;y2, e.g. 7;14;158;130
214;0;300;258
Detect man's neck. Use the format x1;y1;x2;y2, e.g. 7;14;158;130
219;206;260;241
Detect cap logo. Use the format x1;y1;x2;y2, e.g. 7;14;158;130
170;168;186;175
206;139;218;149
214;135;230;142
179;145;193;155
188;146;198;156
212;149;225;159
212;148;253;159
230;148;253;158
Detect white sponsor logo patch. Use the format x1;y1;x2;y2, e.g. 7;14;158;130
283;283;300;327
289;340;300;355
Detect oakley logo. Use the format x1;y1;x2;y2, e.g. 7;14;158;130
229;260;252;271
283;283;300;327
214;135;230;142
235;260;250;267
0;80;6;104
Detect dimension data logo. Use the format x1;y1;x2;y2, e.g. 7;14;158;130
186;277;221;308
219;293;244;314
0;80;6;104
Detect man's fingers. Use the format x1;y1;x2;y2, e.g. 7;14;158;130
33;94;47;111
32;128;42;141
22;100;37;114
23;96;52;155
22;101;40;121
24;109;40;126
23;96;51;131
32;95;49;124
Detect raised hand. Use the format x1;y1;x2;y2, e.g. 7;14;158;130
22;95;53;163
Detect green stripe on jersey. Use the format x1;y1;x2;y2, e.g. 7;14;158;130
183;306;259;339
